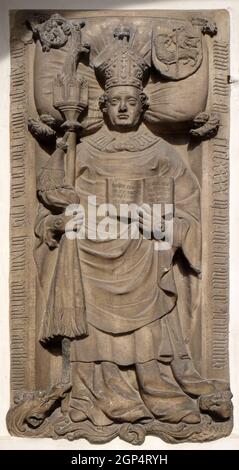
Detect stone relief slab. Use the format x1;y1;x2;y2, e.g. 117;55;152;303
7;10;232;444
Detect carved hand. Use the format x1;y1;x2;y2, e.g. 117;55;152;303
137;206;189;246
43;212;84;248
137;205;165;240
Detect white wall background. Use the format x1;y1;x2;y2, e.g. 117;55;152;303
0;0;239;450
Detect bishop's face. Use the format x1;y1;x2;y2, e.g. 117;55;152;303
105;86;144;131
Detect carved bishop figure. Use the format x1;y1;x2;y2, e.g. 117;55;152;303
35;28;230;428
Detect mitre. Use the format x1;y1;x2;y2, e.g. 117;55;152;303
93;26;149;90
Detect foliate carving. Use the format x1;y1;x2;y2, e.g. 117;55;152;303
52;415;232;444
8;10;231;445
192;17;218;37
190;112;220;140
199;391;232;420
6;384;71;436
28;117;56;142
6;404;233;444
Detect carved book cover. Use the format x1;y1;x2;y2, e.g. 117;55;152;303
7;10;232;444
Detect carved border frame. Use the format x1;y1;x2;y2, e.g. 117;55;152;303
8;9;232;443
